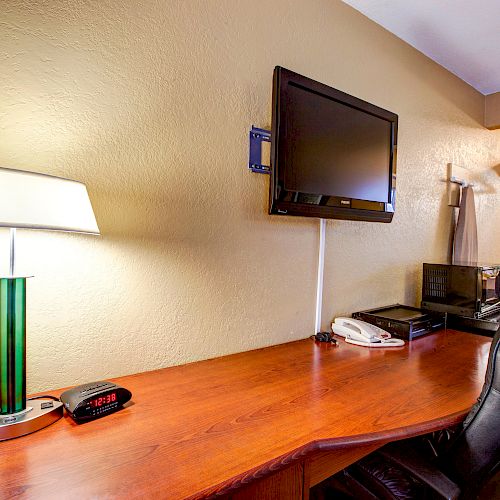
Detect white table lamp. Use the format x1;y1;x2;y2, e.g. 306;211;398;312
0;167;99;440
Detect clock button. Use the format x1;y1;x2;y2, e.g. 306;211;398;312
41;401;54;409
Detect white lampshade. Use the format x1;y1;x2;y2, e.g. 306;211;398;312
0;167;99;234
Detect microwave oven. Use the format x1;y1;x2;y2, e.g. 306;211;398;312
422;263;500;319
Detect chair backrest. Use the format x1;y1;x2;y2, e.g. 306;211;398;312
442;330;500;498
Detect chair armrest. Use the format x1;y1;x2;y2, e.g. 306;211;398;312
379;441;461;500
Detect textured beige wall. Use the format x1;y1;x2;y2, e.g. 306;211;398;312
485;92;500;129
1;0;499;393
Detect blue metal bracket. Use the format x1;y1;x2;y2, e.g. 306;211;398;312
248;126;271;174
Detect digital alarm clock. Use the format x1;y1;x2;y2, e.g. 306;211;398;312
60;381;132;421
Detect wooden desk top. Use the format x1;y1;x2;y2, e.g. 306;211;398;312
0;330;491;499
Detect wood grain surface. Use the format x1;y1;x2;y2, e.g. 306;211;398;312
230;463;304;500
0;330;491;499
307;444;382;487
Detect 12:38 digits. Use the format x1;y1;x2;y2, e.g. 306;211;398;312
89;392;117;408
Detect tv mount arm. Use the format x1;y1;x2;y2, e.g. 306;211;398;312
248;126;271;174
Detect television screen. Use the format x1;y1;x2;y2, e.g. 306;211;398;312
270;67;398;222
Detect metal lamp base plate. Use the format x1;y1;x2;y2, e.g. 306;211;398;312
0;399;63;441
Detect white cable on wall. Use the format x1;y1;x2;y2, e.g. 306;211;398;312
314;218;326;333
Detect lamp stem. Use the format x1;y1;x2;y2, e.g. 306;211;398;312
9;228;16;277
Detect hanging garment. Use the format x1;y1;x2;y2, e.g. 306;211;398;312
453;185;478;265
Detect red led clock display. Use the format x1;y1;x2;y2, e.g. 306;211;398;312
89;392;117;408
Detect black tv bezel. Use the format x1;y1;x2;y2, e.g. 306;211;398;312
269;67;398;223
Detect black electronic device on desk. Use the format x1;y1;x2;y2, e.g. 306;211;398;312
60;381;132;422
352;304;445;341
422;263;500;335
446;311;500;336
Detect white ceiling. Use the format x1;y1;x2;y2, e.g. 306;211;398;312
342;0;500;95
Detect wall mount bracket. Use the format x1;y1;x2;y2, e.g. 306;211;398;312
248;126;271;174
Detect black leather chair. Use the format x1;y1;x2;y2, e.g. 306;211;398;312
312;330;500;500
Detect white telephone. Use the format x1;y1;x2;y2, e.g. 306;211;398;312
331;317;405;347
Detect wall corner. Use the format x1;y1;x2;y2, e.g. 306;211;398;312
485;92;500;130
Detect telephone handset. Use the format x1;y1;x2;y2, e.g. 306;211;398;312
332;318;405;347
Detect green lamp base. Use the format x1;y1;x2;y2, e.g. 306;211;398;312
1;277;27;415
0;398;63;441
0;277;63;441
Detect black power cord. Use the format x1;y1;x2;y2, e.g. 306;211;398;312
27;395;60;402
310;332;338;345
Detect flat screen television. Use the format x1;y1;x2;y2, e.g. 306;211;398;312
270;67;398;222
